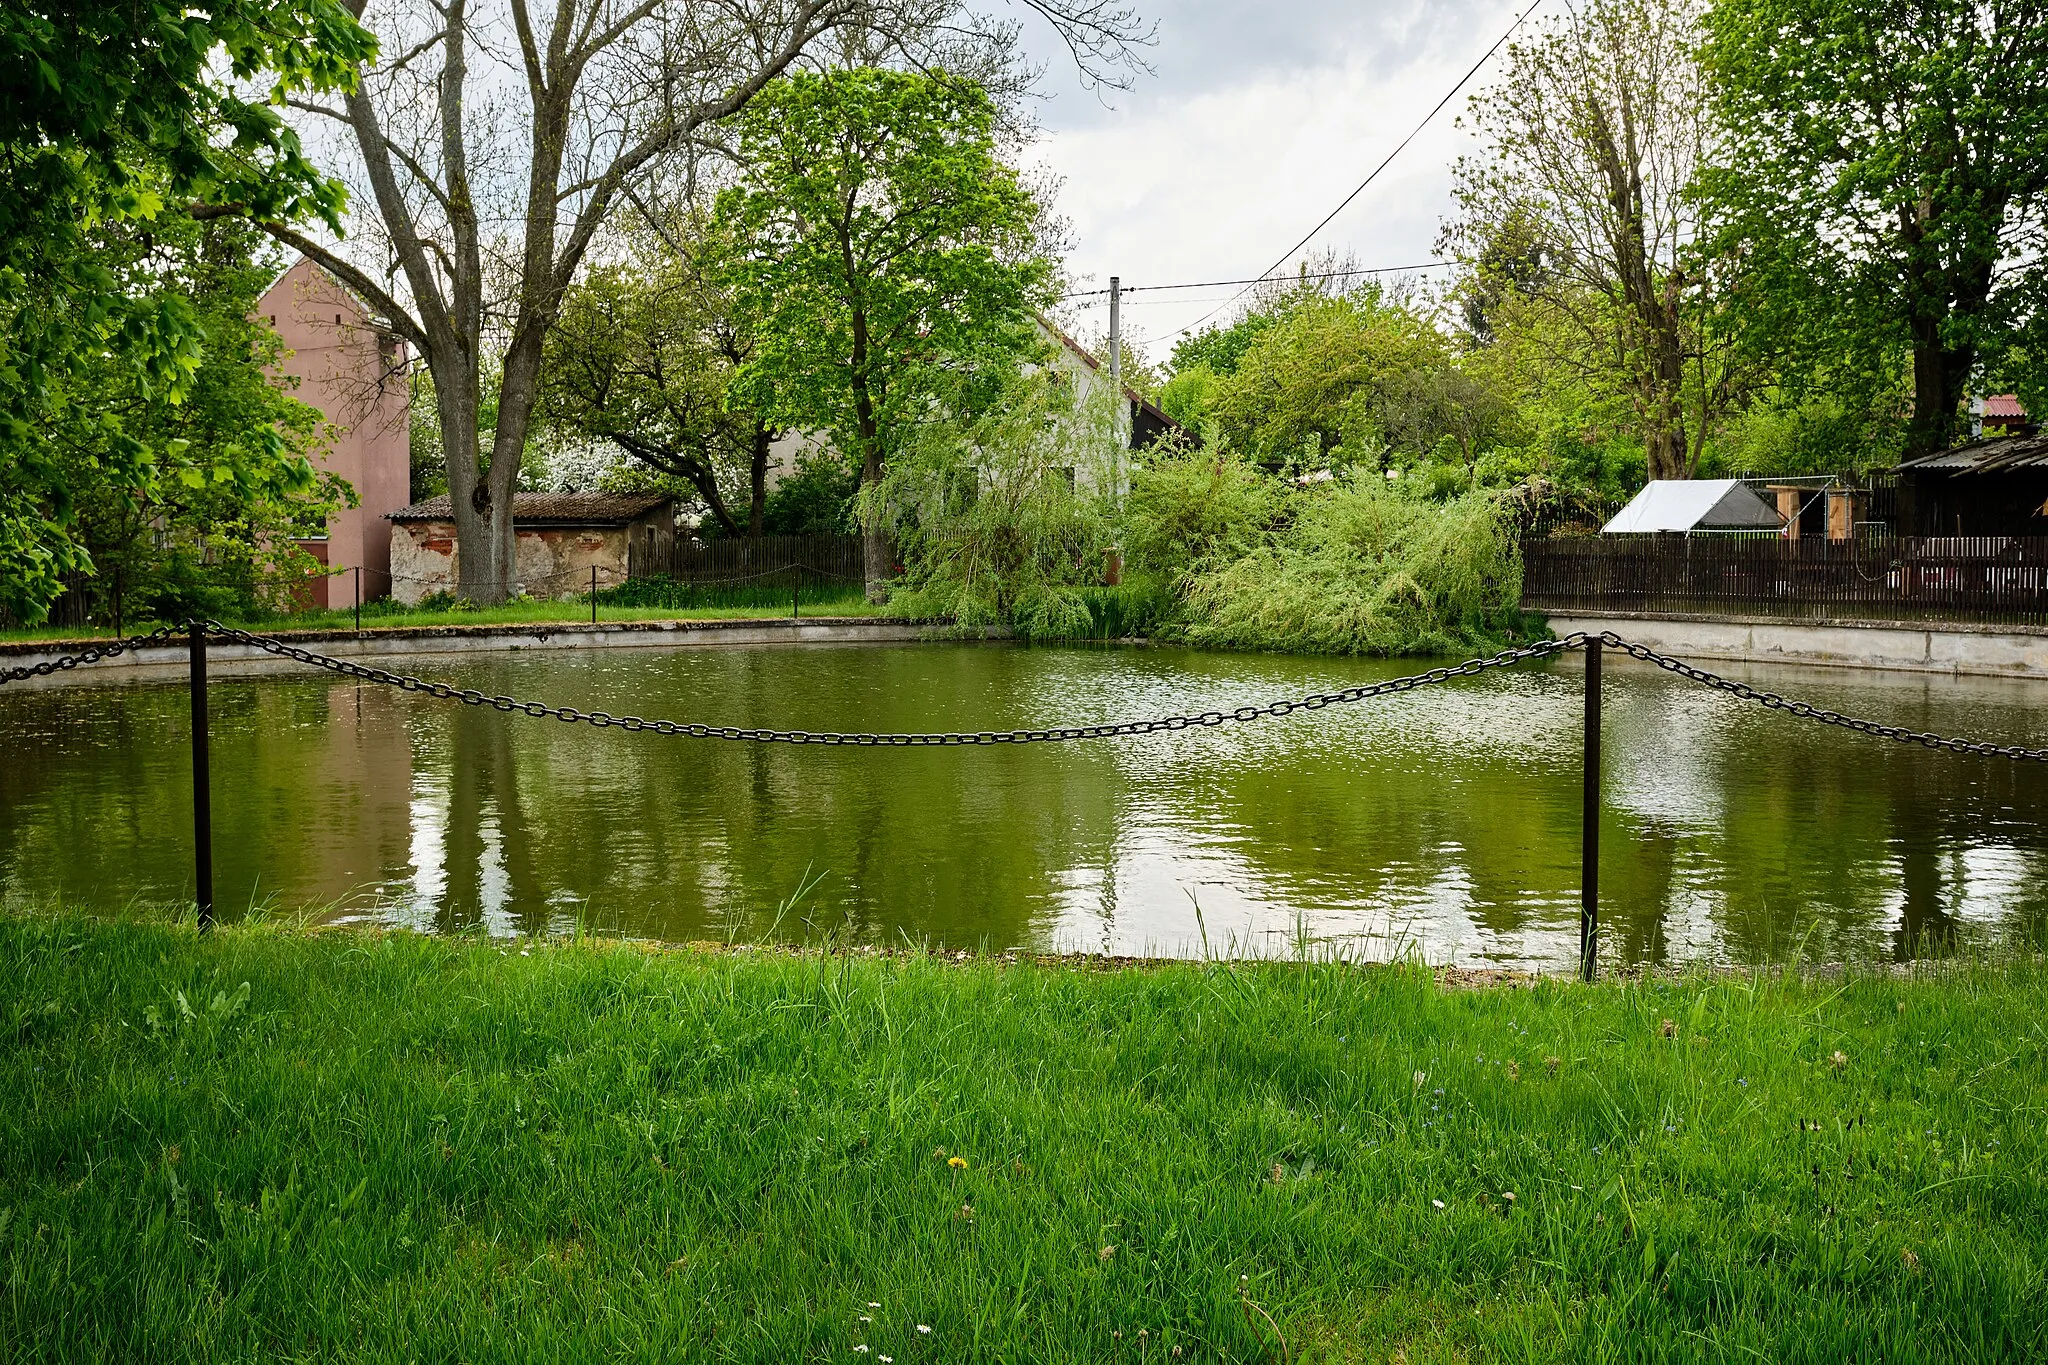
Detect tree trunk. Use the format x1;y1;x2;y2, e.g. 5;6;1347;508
850;310;890;601
1906;337;1972;459
749;423;772;538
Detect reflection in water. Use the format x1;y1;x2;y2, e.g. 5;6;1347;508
3;643;2045;969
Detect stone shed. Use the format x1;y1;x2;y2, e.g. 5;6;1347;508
385;492;675;603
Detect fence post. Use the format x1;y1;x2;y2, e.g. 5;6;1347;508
353;565;361;633
189;622;213;932
591;565;598;626
793;566;800;619
1580;636;1602;982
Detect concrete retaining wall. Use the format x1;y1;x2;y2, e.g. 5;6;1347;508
0;617;985;688
1542;611;2048;680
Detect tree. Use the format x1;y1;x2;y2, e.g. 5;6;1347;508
543;220;775;537
713;67;1054;597
54;219;354;623
1211;288;1456;468
0;0;373;620
270;0;1147;603
1702;0;2048;456
1446;0;1733;481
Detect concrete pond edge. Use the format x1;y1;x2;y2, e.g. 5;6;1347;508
1;616;1009;687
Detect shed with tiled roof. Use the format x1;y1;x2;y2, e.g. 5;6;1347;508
385;492;675;603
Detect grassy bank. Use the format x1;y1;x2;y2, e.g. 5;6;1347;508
2;916;2042;1362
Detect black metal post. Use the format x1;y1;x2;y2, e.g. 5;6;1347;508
113;563;123;640
1580;637;1602;981
792;566;800;619
591;565;599;625
353;565;361;632
189;623;213;931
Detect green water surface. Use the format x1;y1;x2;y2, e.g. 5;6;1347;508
4;642;2045;968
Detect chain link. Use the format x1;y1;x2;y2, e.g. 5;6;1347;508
197;620;1580;744
0;623;186;685
14;619;2048;762
1591;631;2048;762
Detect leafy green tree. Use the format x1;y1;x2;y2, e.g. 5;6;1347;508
543;219;776;538
1211;289;1457;467
1702;0;2048;455
0;0;373;621
1446;0;1740;481
48;218;352;623
714;67;1054;597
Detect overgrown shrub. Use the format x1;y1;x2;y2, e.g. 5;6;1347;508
1175;472;1530;656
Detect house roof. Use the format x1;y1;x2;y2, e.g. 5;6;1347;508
1035;317;1187;436
1982;393;2027;419
388;491;674;526
1602;479;1784;533
1896;431;2048;473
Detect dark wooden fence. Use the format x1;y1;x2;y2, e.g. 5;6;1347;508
628;533;866;586
1521;534;2048;627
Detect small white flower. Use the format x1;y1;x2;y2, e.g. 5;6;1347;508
853;1348;869;1355
1431;1198;1445;1210
917;1325;932;1335
867;1302;881;1309
881;1358;893;1363
858;1316;871;1323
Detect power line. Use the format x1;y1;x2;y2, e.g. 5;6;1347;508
1163;0;1544;341
1058;261;1450;302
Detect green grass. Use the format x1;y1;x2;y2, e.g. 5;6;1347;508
3;914;2043;1363
0;590;880;644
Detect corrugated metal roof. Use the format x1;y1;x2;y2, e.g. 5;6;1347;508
1895;432;2048;473
1602;479;1783;533
1982;393;2027;419
388;492;674;525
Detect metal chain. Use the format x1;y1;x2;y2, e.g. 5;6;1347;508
1592;631;2048;762
197;620;1580;744
0;623;186;685
16;620;2047;763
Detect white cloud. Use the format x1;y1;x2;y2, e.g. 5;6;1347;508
1019;0;1527;361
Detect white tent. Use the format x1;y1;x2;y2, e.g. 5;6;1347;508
1602;480;1783;534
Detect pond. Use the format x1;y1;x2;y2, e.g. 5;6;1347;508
4;641;2046;969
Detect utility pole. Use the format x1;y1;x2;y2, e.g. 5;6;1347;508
1106;275;1128;496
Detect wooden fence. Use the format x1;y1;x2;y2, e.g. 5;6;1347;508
628;533;866;586
1521;535;2048;627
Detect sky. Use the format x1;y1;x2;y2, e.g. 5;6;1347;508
1018;0;1529;364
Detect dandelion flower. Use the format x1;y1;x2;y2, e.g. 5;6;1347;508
948;1155;968;1170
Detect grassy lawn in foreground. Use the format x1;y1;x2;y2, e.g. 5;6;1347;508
0;590;881;644
1;915;2042;1363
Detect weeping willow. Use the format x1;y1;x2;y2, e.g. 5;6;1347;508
1176;470;1529;656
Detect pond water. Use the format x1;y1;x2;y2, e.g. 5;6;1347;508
4;642;2046;969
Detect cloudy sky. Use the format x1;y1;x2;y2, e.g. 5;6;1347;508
1018;0;1528;363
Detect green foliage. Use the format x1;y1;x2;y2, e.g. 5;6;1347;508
1121;445;1285;584
876;374;1117;638
27;217;351;625
762;450;861;536
543;218;772;536
5;912;2045;1361
0;0;374;621
1701;0;2048;454
1179;474;1529;656
714;68;1054;488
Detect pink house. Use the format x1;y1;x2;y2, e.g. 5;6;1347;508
257;258;412;608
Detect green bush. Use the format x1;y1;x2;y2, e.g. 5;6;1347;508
1177;471;1531;656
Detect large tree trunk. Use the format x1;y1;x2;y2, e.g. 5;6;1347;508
749;423;772;538
850;311;890;601
1906;338;1972;460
